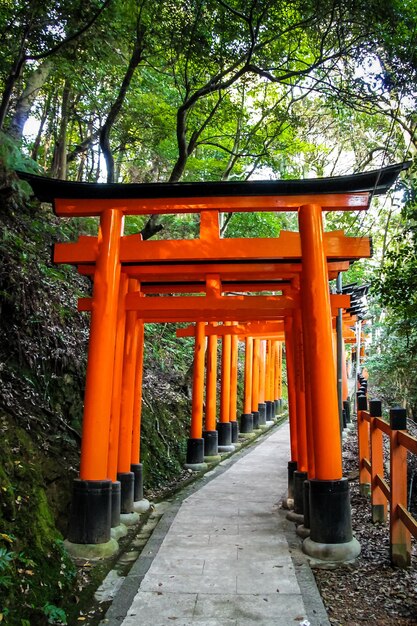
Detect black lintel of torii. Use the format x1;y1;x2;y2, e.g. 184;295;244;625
17;162;410;203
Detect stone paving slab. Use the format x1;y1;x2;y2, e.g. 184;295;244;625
193;592;308;625
100;423;330;626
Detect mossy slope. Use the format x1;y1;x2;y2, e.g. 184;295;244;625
0;164;191;623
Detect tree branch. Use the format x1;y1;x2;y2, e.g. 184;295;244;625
26;0;113;62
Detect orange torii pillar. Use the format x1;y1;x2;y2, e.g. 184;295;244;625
229;331;240;444
297;280;317;539
257;340;267;427
203;324;221;461
117;278;141;519
287;308;309;524
332;324;344;436
342;339;352;429
251;338;261;429
67;208;123;550
265;339;274;425
107;273;128;532
299;204;360;562
266;339;276;424
185;321;208;470
131;318;150;513
217;323;235;452
240;336;254;435
283;317;298;508
274;340;283;415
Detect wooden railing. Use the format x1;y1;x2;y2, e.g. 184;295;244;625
357;396;417;567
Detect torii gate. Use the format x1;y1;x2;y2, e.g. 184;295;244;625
19;163;408;562
61;244;354;480
176;321;286;455
67;249;354;535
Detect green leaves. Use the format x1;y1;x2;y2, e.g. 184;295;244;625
43;603;68;625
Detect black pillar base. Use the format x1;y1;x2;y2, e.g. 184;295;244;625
303;478;360;562
308;478;352;543
217;422;234;451
286;470;307;524
131;463;144;502
117;472;135;514
111;481;121;528
258;403;267;426
252;410;260;429
296;480;311;538
265;400;274;421
217;422;232;446
293;471;308;515
240;413;254;433
203;430;219;456
303;480;311;529
288;460;298;500
282;460;297;510
67;479;112;544
343;400;351;424
274;399;279;415
186;438;205;464
230;420;239;443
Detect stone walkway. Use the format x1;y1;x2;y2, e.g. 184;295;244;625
101;423;330;626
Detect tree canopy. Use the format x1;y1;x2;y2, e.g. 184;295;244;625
0;0;415;183
1;0;416;411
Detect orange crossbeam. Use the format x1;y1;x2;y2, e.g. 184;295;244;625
54;230;371;265
78;294;349;319
76;261;350;283
176;322;285;338
54;193;370;217
79;294;297;323
139;282;288;294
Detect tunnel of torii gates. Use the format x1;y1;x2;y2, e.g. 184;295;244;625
20;162;408;562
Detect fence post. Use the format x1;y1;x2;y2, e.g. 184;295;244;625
390;407;411;568
369;400;387;523
357;394;371;496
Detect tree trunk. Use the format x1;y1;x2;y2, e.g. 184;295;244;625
99;36;144;183
67;128;100;163
140;214;164;240
0;43;27;131
169;108;188;183
31;90;52;161
50;82;71;179
8;59;52;141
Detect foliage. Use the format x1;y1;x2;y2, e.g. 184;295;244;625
0;0;415;184
366;317;417;415
372;179;417;321
367;172;417;416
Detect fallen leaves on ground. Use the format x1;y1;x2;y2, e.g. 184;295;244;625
313;422;417;626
